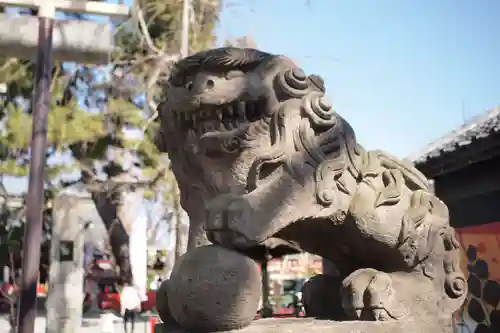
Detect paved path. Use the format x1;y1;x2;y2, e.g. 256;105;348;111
0;313;153;333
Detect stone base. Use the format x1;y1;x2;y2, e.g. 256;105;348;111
154;318;454;333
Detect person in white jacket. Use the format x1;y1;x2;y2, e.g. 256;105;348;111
120;282;142;333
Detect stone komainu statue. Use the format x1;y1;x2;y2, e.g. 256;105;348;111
155;47;466;332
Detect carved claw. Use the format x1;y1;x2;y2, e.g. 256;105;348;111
341;268;406;321
204;194;260;250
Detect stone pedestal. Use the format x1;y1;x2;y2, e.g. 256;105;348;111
155;318;455;333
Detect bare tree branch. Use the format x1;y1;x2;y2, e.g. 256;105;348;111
133;4;163;55
128;5;181;144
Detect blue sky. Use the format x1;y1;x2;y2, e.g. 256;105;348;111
216;0;500;158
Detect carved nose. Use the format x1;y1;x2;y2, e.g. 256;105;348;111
205;79;215;90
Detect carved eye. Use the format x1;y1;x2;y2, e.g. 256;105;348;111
185;81;193;91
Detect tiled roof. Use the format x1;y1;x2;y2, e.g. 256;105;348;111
408;106;500;164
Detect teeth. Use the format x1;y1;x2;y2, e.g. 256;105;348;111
205;122;216;132
237;102;246;121
180;101;263;135
187;128;196;140
246;103;255;119
195;124;203;135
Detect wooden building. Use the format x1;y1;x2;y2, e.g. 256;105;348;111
409;106;500;333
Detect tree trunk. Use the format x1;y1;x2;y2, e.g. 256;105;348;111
90;188;132;283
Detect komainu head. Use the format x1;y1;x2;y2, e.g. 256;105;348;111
157;47;359;256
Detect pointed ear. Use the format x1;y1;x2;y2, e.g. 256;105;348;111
308;74;325;92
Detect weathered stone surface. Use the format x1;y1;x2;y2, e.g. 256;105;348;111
155;47;467;333
156;280;172;324
167;245;262;332
155;318;455;333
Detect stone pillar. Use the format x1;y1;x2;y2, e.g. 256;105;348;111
46;194;87;333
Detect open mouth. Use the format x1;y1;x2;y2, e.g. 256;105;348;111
177;99;266;138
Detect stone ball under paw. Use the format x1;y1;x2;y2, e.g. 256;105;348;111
156;279;175;324
167;245;261;332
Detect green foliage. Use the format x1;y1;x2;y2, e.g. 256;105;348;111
1;105;30;148
48;104;106;147
0;1;219;181
0;193;52;270
0;96;105;179
0;1;221;278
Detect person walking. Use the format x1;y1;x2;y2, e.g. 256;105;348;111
120;281;142;333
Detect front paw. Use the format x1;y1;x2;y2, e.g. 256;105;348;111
205;195;258;249
341;268;407;321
